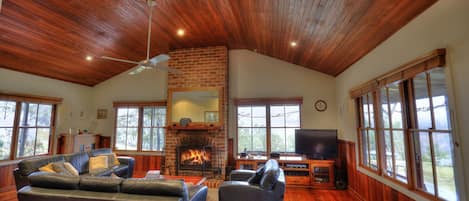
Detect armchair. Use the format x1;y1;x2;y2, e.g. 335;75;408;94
218;159;285;201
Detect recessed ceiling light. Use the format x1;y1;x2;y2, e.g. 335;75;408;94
177;29;185;37
290;41;298;47
86;56;93;61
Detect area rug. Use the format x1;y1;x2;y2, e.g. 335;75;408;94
207;188;218;201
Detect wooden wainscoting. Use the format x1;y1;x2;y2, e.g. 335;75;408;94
0;163;18;201
338;140;414;201
116;154;163;178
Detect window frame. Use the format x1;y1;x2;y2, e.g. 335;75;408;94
356;92;380;173
351;49;460;200
0;93;60;161
235;97;302;156
112;101;167;153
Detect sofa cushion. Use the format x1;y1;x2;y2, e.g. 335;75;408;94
18;155;65;176
260;159;280;190
248;165;265;185
94;169;114;177
28;172;79;189
121;179;189;200
64;152;90;174
79;176;123;192
90;148;112;157
112;165;128;177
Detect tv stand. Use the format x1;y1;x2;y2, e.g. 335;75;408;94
235;156;335;188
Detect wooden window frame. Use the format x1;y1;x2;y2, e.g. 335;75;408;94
235;97;303;156
356;93;380;173
112;101;166;153
350;49;459;200
378;83;413;187
407;70;454;200
0;92;61;161
141;106;166;152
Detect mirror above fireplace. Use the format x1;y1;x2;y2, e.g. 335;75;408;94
168;87;223;128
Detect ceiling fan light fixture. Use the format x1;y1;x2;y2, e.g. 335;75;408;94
86;55;93;61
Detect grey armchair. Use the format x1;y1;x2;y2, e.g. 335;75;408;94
218;159;286;201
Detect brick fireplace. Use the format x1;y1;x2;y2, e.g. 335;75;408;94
165;46;228;178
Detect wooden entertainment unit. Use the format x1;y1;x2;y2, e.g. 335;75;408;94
235;156;335;188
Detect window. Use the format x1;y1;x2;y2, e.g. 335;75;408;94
410;69;456;200
236;98;302;155
0;101;16;160
237;105;267;154
270;104;300;153
17;103;54;158
0;93;59;161
379;82;408;183
351;49;458;200
113;102;166;152
357;92;378;170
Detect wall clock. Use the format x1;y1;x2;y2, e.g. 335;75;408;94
314;100;327;112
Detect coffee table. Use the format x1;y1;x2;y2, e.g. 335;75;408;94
145;170;207;185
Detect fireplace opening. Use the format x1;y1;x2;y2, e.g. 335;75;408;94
177;146;212;170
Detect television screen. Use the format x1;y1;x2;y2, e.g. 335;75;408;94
295;129;338;160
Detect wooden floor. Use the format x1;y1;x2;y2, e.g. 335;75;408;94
3;187;358;201
285;188;358;201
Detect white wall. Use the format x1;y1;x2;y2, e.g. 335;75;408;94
229;50;338;139
0;68;94;153
91;67;168;137
335;0;469;200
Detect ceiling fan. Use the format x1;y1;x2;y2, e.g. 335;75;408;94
100;0;180;75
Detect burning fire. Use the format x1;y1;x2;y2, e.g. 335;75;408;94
181;149;211;165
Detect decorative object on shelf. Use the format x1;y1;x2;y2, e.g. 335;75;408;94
179;118;192;127
97;109;107;119
204;111;218;123
314;99;327;112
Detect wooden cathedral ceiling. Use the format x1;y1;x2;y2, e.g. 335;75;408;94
0;0;437;86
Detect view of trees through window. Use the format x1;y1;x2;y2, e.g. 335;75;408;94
0;101;16;160
358;92;378;170
380;83;407;183
142;107;166;151
0;100;54;160
412;69;456;200
115;105;166;152
237;102;301;155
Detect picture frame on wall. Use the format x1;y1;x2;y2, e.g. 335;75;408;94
204;111;218;123
97;109;107;119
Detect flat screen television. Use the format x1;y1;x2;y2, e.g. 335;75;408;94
295;129;338;160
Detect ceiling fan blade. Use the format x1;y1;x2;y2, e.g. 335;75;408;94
149;54;170;64
155;65;181;74
128;65;146;75
101;56;140;64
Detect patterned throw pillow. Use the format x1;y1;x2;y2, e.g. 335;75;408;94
38;163;56;173
98;153;120;168
64;162;79;176
52;162;73;176
89;155;109;174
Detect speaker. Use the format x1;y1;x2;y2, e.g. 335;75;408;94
335;159;348;190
